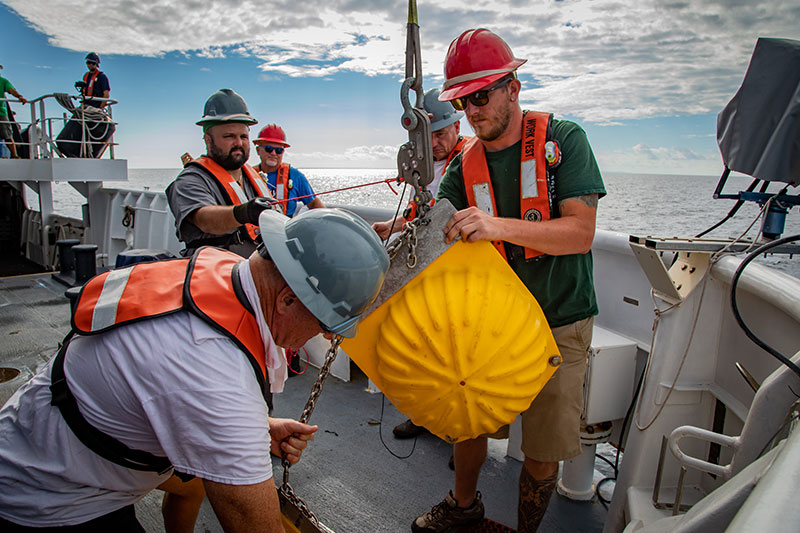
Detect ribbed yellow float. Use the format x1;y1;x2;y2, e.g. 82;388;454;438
342;239;560;443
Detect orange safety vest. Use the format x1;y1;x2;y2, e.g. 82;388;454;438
189;156;272;242
446;136;468;169
52;247;267;473
462;111;557;261
82;70;102;98
71;247;267;387
254;162;292;201
404;136;469;222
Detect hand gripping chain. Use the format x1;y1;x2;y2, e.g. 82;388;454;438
279;336;342;532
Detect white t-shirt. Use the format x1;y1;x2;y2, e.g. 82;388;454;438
0;265;279;526
431;158;448;196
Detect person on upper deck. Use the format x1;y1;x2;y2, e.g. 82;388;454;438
0;64;27;159
252;124;325;217
167;88;275;258
373;87;468;242
411;29;606;533
80;53;110;110
0;208;390;532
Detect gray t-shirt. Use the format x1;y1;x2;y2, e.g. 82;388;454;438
166;163;260;257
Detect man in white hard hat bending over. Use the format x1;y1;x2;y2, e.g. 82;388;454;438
411;29;606;533
0;209;390;532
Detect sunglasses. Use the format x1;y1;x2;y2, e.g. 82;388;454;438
451;76;513;111
86;61;97;66
261;145;284;154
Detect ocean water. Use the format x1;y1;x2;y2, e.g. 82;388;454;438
36;168;800;278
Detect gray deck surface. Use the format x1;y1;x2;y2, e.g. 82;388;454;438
1;272;609;532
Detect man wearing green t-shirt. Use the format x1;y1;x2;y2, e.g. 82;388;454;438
0;65;28;159
412;30;606;533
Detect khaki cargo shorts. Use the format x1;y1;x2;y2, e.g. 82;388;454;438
488;316;593;463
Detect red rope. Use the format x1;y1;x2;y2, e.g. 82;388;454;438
267;177;401;207
286;347;310;375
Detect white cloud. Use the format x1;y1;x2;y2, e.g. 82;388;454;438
4;0;799;128
598;142;723;175
293;144;398;166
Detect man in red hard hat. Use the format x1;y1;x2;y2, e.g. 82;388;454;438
252;124;325;217
411;29;606;533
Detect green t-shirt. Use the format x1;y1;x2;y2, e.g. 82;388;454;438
0;76;14;118
436;118;606;327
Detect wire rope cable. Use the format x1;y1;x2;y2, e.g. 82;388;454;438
730;232;800;380
695;178;761;238
377;393;418;459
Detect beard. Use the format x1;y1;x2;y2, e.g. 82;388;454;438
208;136;249;170
470;100;513;142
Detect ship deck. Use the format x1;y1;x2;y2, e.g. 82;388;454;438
0;271;609;532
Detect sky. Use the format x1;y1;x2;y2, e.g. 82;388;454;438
1;0;798;174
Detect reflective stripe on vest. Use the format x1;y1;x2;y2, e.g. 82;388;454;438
275;163;291;202
189;156;268;242
72;247;267;385
462;111;555;261
83;70;101;98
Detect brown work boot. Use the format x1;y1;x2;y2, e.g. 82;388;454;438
393;419;428;439
411;491;484;532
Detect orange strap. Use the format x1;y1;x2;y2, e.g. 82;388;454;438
192;156;271;242
83;70;101;98
462;112;554;260
275;163;291;201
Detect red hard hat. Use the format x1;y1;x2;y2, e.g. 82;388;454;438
254;124;290;147
439;29;527;102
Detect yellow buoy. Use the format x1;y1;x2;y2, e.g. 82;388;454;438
342;239;560;443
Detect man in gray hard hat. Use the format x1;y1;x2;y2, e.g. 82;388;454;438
167;88;275;258
373;87;467;240
0;208;390;532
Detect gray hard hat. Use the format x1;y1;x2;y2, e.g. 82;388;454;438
424;88;463;131
258;208;390;337
196;88;258;127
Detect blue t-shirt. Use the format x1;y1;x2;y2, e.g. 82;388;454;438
262;166;317;217
82;71;110;108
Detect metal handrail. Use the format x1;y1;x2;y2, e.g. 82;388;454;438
0;94;119;160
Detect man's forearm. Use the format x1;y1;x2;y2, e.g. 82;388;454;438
495;214;595;256
445;195;598;257
189;205;241;235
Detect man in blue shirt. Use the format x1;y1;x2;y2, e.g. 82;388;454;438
80;52;110;110
252;124;324;216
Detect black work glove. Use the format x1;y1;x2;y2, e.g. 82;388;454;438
233;197;274;225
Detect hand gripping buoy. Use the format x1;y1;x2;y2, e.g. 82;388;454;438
342;201;560;443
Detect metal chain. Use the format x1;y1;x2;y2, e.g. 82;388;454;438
385;216;423;268
280;482;334;532
279;336;343;530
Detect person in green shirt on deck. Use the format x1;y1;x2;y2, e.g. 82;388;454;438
0;64;28;159
411;29;606;533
